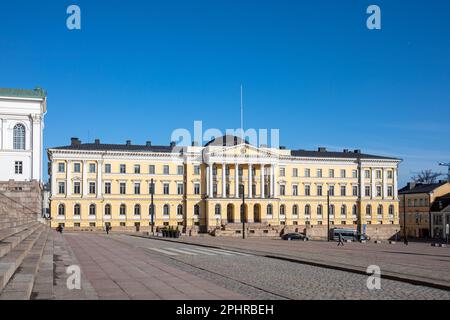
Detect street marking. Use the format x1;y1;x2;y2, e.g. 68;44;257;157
194;247;234;256
182;247;217;255
209;248;251;256
148;248;179;256
165;247;198;255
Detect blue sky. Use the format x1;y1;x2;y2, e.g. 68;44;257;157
1;0;449;185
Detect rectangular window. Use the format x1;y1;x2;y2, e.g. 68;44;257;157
104;182;111;194
177;183;184;195
365;186;371;197
328;185;335;196
376;170;382;179
89;163;96;173
194;183;200;195
14;161;23;174
279;168;285;177
134;183;141;194
387;186;393;197
317;185;323;196
89;182;96;194
163;165;170;175
329;169;334;178
149;182;155;194
58;163;65;173
73;182;81;194
376;186;382;197
292;168;298;177
58;182;65;194
388;170;393;179
340;185;346;196
177;165;184;175
163;183;169;195
194;165;200;175
304;185;310;196
305;168;311;177
149;165;155;174
134;165;141;174
340;169;346;178
352;170;358;178
317;169;322;178
352;185;358;196
292;185;298;196
120;164;126;174
120;182;126;194
279;185;285;196
365;170;370;179
74;163;81;173
104;164;111;173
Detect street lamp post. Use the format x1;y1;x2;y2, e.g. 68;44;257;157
241;184;245;239
150;178;154;236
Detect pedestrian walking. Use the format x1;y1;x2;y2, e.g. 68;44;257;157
105;224;110;235
337;233;344;246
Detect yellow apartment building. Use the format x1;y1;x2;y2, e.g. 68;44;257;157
48;135;401;239
399;181;450;238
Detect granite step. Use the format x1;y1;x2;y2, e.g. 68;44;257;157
31;230;54;300
0;221;39;242
0;227;49;300
0;225;44;292
0;222;42;259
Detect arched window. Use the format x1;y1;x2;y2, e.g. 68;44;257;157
74;204;80;216
329;204;335;216
194;204;200;216
341;205;347;217
292;205;298;216
215;204;221;216
389;204;394;216
317;205;323;216
134;204;141;216
366;205;372;216
267;204;273;216
177;204;183;216
377;205;383;215
280;205;285;216
104;204;111;216
304;205;311;216
352;204;358;216
163;204;170;216
89;204;96;216
58;204;65;216
120;204;126;215
13;124;25;150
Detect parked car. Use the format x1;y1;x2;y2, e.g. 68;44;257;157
282;232;309;241
330;228;370;242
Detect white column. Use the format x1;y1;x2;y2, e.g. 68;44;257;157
234;163;239;198
248;164;253;198
383;168;388;199
260;165;265;198
222;163;226;198
394;168;398;199
371;168;376;199
31;114;42;182
206;165;210;197
97;160;103;198
66;160;72;197
82;160;88;197
209;163;214;197
270;165;275;198
273;164;278;197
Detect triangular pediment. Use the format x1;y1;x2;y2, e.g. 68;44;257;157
205;144;279;159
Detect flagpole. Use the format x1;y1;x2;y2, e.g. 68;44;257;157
240;84;244;141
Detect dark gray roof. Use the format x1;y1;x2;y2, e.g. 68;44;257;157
430;193;450;211
290;149;400;160
398;182;448;195
0;87;46;99
204;135;248;147
51;142;173;153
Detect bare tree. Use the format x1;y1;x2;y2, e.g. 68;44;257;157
411;170;442;184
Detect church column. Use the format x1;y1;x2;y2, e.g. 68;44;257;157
222;163;226;198
248;164;253;198
360;167;365;199
234;163;239;198
260;164;265;198
371;168;376;200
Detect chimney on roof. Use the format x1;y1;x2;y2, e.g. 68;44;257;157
70;137;80;146
318;147;327;152
407;182;417;190
191;141;198;146
170;141;176;147
126;140;131;146
354;149;361;154
146;141;152;146
343;149;349;153
94;139;100;145
280;146;286;150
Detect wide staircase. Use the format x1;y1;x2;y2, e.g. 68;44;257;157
0;187;53;300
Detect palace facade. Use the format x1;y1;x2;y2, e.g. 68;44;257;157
48;135;401;239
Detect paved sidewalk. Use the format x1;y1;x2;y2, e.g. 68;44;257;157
63;233;245;300
138;235;450;290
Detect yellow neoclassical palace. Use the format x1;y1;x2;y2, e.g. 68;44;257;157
48;135;401;239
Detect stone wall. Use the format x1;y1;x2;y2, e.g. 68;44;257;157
0;180;42;221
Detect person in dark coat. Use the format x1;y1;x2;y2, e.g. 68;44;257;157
337;233;344;246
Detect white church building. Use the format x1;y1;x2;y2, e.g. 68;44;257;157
0;88;46;183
